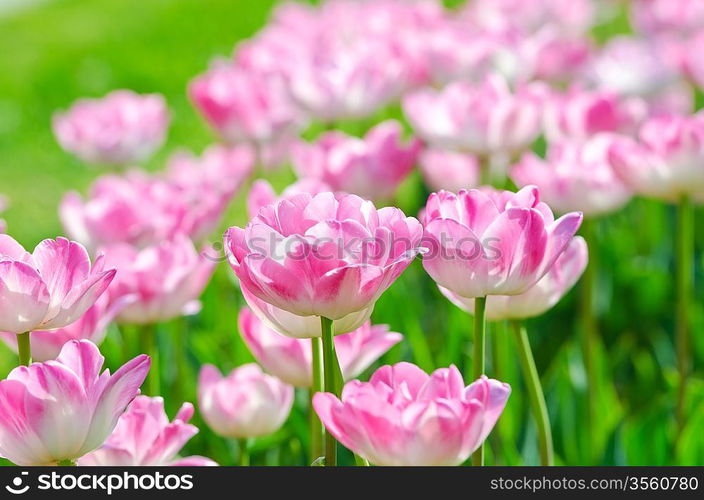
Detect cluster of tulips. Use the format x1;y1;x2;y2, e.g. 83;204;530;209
0;0;703;467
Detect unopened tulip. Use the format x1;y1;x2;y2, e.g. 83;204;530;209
511;135;632;216
80;396;216;466
291;121;421;201
441;236;588;320
53;90;169;166
314;362;510;466
189;60;303;144
403;74;544;155
198;364;293;438
0;235;115;334
0;293;129;362
247;178;331;220
239;307;402;387
225;192;424;321
418;149;480;193
421;185;582;298
101;235;214;324
608;113;704;202
0;340;150;465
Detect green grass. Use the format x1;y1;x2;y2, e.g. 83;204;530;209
0;0;703;466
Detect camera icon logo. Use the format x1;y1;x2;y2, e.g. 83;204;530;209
5;471;29;495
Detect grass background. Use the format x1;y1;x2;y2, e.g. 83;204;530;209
0;0;703;466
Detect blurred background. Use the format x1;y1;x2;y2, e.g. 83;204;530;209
0;0;702;466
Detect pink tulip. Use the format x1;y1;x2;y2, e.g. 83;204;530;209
0;235;115;334
198;364;293;438
608;113;704;202
0;340;149;465
464;0;594;35
247;178;332;220
101;235;215;324
224;192;424;321
403;74;545;155
314;362;510;466
421;186;582;298
681;31;704;90
189;60;303;144
511;135;633;216
291;121;421;201
440;236;588;321
0;292;130;362
53;90;169;166
80;396;216;466
419;149;481;193
239;307;402;387
630;0;704;36
542;88;646;142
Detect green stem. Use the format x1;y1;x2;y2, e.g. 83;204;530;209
17;332;31;367
676;195;694;437
174;319;187;403
580;218;598;453
141;324;160;395
56;459;76;466
472;297;487;466
479;155;491;186
310;337;324;463
238;438;250;466
321;316;340;466
511;321;554;466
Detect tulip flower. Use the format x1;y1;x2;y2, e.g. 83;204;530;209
247;178;332;220
0;235;116;366
418;149;480;193
52;90;170;166
313;362;510;466
630;0;704;36
0;340;150;465
403;74;545;158
80;396;216;466
291;121;421;202
511;135;633;217
239;307;402;387
198;364;293;455
189;60;304;145
0;292;130;362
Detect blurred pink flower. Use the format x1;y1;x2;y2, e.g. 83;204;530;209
0;292;130;362
314;362;510;466
224;192;424;321
403;74;545;155
239;307;402;387
0;340;149;465
189;60;304;144
421;186;582;298
511;135;633;216
608;113;704;202
440;236;588;320
419;149;481;193
681;31;704;89
80;396;216;466
291;121;421;201
630;0;704;36
198;364;293;439
101;235;215;324
542;88;646;142
0;235;115;334
53;90;169;166
247;178;331;220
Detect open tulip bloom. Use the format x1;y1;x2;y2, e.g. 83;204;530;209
0;340;150;465
314;363;510;466
0;235;116;366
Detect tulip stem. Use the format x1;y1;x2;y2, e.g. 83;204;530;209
17;332;31;367
310;337;324;463
141;324;160;395
676;195;694;438
321;316;340;466
472;296;487;466
580;217;598;455
57;459;76;466
511;321;554;466
238;438;250;466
